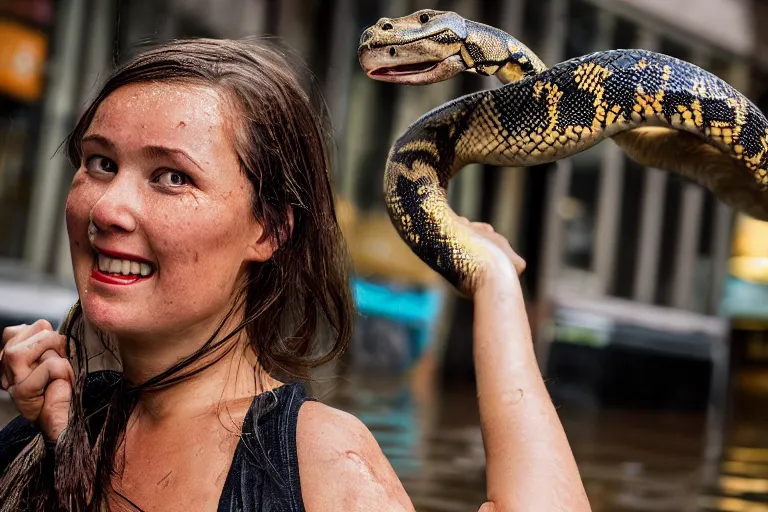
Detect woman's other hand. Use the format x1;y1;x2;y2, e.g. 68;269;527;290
1;320;74;441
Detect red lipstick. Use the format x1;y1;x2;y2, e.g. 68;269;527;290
90;267;152;285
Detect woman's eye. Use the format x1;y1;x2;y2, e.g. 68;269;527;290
155;170;191;187
84;155;117;173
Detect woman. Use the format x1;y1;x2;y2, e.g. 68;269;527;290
0;39;590;511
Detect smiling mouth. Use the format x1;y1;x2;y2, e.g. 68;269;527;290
91;251;156;285
371;61;440;76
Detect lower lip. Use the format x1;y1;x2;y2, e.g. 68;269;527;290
90;267;153;285
372;63;439;76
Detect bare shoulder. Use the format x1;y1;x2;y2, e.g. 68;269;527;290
297;401;415;512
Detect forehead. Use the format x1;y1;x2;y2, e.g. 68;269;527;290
88;82;232;145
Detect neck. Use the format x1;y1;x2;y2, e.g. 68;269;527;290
463;20;548;84
113;314;281;424
131;344;279;424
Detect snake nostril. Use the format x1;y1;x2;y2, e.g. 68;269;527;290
381;22;393;30
389;47;396;57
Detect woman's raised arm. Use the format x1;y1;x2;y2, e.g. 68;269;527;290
467;221;591;512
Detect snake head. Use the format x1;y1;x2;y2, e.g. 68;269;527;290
358;9;468;85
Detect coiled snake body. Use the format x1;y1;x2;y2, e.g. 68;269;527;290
358;9;768;293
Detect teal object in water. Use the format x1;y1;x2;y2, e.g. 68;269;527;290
352;277;445;362
720;276;768;320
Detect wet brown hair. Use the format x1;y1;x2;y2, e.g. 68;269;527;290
0;38;355;510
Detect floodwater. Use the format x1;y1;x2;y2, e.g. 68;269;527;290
1;367;766;511
320;366;768;512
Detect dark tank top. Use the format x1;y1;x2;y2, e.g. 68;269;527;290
0;371;313;512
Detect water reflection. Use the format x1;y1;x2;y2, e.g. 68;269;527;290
322;367;768;512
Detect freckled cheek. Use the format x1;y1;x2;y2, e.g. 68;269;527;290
152;209;244;282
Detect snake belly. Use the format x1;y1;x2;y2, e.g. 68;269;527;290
385;49;768;292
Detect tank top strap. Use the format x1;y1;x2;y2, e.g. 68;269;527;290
218;382;315;512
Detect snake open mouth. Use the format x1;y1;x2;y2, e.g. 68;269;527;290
371;61;440;76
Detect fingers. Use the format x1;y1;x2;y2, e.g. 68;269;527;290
1;327;67;390
2;324;28;345
471;221;495;233
2;320;53;347
466;220;528;276
7;356;75;404
511;253;527;275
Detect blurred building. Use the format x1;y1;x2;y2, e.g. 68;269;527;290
2;0;768;395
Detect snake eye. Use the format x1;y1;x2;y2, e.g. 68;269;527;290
381;22;393;30
419;13;430;23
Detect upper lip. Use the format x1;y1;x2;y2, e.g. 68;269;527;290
93;245;154;265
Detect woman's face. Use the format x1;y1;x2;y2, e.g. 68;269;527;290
66;82;268;340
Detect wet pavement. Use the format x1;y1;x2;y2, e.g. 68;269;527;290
1;368;766;511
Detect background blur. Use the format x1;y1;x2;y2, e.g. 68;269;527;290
2;0;768;510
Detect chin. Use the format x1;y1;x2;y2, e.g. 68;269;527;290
80;294;138;335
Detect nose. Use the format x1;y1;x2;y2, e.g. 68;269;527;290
360;29;373;46
89;178;139;235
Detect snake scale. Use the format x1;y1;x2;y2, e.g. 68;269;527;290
358;9;768;293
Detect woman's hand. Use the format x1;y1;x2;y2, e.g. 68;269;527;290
1;320;74;441
458;217;526;296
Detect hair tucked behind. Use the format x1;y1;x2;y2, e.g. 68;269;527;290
0;38;355;511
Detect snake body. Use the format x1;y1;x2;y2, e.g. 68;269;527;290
358;10;768;292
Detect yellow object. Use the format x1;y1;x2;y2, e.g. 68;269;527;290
335;196;439;287
347;212;440;287
732;214;768;257
729;214;768;283
0;20;47;102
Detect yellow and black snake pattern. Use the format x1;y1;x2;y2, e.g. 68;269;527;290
358;9;768;293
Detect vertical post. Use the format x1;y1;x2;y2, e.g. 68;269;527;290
325;0;355;187
533;0;569;371
633;168;666;302
541;0;568;67
490;0;528;244
433;0;482;218
490;168;526;244
671;50;710;310
498;0;525;35
590;3;624;296
23;0;87;273
535;159;573;367
631;28;665;303
535;0;567;297
671;183;705;309
593;142;624;295
277;0;311;58
246;0;269;35
54;0;118;283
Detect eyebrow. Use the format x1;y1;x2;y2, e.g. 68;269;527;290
81;134;206;173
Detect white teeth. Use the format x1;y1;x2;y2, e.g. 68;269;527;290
96;254;154;277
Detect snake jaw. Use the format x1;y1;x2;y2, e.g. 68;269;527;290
364;55;466;85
